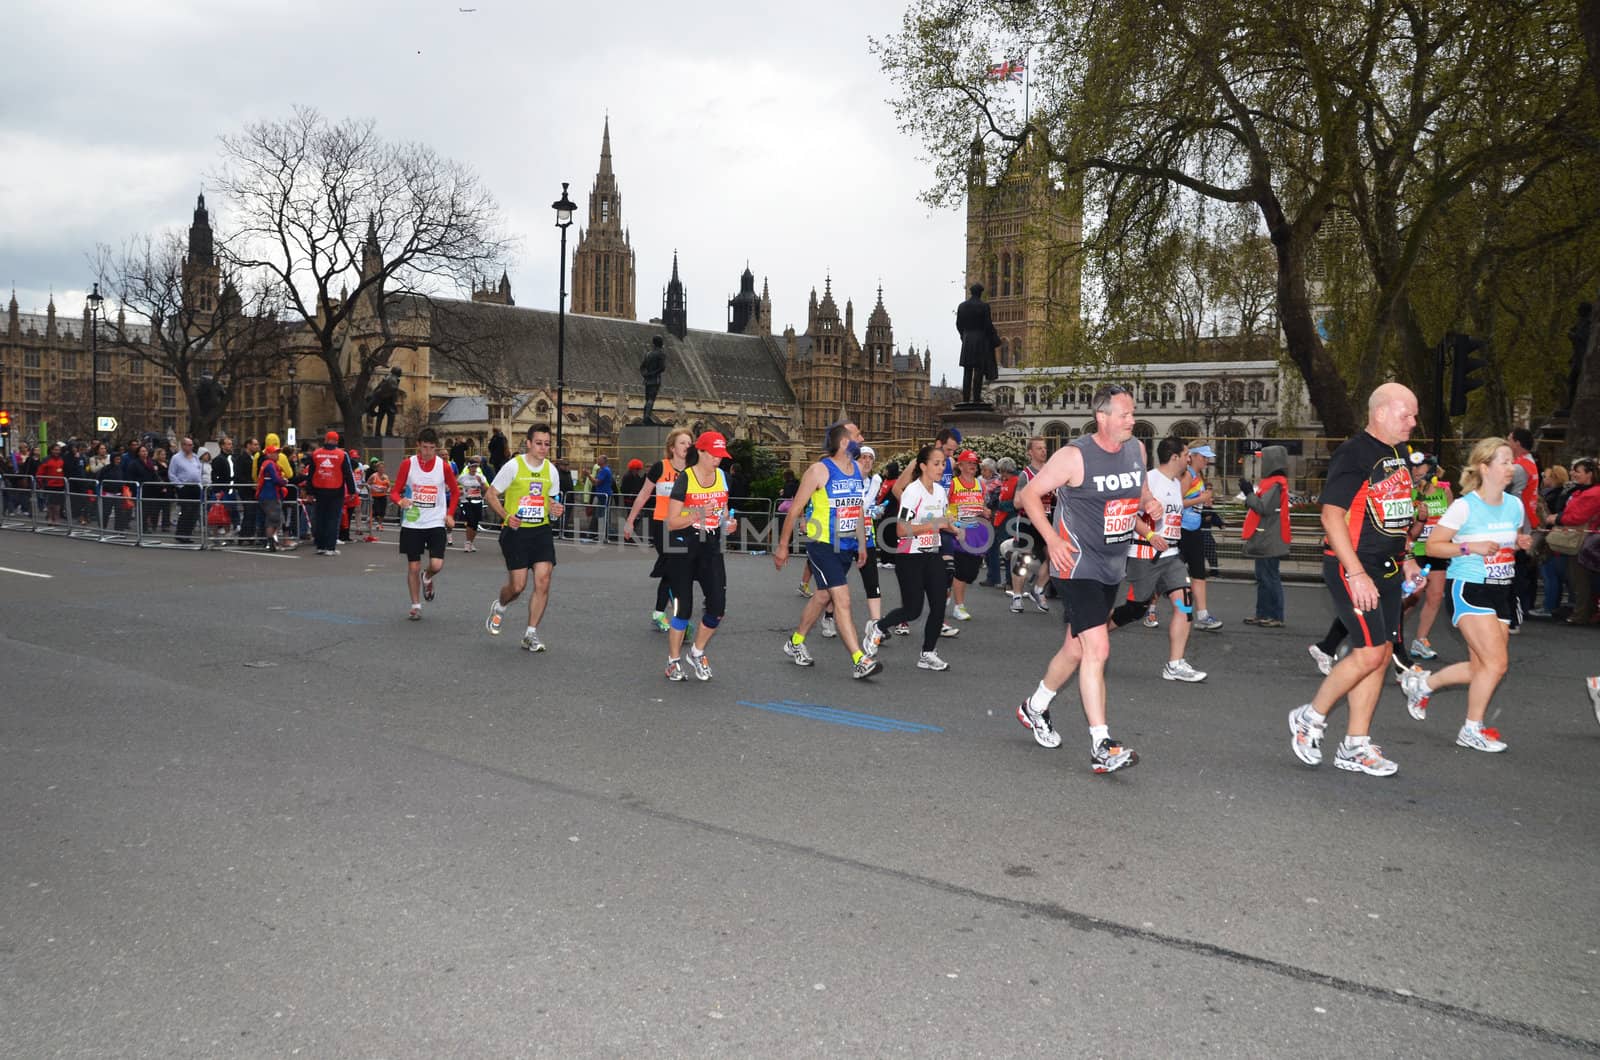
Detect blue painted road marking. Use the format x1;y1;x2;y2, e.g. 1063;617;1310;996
286;610;376;625
736;699;942;733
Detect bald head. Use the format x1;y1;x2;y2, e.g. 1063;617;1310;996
1367;383;1419;446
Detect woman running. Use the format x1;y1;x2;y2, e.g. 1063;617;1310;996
1407;454;1453;659
873;444;954;671
1410;437;1533;752
661;432;736;681
622;427;693;632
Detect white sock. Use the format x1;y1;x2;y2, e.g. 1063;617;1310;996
1462;718;1482;732
1343;734;1370;749
1298;704;1325;727
525;626;536;637
492;600;506;613
689;646;704;659
1089;724;1109;748
1028;682;1055;715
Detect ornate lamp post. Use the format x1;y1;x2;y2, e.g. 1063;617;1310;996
552;182;577;460
86;282;104;439
287;355;298;442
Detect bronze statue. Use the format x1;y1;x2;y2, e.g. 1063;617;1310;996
365;366;403;436
955;283;1002;407
638;336;667;425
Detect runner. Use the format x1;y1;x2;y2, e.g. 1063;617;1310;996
364;458;389;539
871;443;953;670
819;445;888;645
891;427;962;502
661;432;737;681
456;455;490;552
1288;383;1423;777
945;449;989;622
483;423;564;652
622;428;692;633
1408;437;1533;751
1588;676;1600;726
773;420;882;678
1105;436;1206;682
1012;384;1163;773
1008;435;1054;614
391;427;460;621
1179;443;1223;630
1407;453;1453;660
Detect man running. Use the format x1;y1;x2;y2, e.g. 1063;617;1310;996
391;427;459;620
1288;383;1423;777
1009;435;1055;614
483;423;564;652
456;455;490;552
774;420;882;678
1106;436;1206;682
1012;384;1163;773
1179;443;1223;630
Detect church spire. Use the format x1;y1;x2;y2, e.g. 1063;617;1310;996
187;191;214;267
662;249;687;339
599;115;613;178
570;117;635;318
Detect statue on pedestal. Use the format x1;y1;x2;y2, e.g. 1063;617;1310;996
638;336;667;425
365;366;403;436
955;283;1001;407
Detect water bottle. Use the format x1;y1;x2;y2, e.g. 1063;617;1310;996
1401;564;1431;597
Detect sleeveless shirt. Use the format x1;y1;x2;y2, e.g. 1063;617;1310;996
1052;435;1145;583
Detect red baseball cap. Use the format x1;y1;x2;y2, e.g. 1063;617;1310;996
324;431;340;444
957;449;980;465
695;431;730;459
627;458;644;471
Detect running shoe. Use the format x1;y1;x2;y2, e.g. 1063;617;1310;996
851;655;882;679
783;640;815;666
1090;737;1139;774
1334;739;1398;776
1193;613;1223;631
408;604;422;622
890;622;911;636
665;658;687;682
917;650;950;671
687;652;713;681
1289;704;1325;766
1010;594;1024;614
862;619;885;656
521;629;546;653
1455;724;1506;752
328;548;341;556
651;610;670;633
464;542;476;552
1030;587;1050;613
953;604;973;621
1527;607;1552;618
1256;618;1284;627
1143;607;1159;629
819;615;838;638
1589;676;1600;727
422;572;435;602
363;534;379;543
1308;644;1334;676
485;601;503;635
1016;699;1062;749
939;623;960;638
1410;637;1438;660
1162;659;1207;683
796;583;814;598
1401;668;1431;721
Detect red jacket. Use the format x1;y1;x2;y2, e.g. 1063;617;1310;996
37;456;65;490
1559;483;1600;530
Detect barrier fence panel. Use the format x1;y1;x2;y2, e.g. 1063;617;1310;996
136;480;205;549
66;477;105;541
1;474;36;532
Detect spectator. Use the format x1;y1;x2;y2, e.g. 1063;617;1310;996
366;458;390;536
37;443;67;524
62;440;89;525
591;453;615;540
7;443;38;515
1552;457;1600;625
168;436;205;543
1508;428;1541;627
1242;444;1291;626
985;457;1016;586
1180;443;1223;630
487;428;509;477
117;444;155;533
210;435;246;539
619;458;646;508
255;435;292;551
1533;464;1572;617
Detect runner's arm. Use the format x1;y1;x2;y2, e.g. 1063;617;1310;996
774;462;827;563
624;473;657;526
391;459;412;507
1017;445;1080;542
443;464;461;519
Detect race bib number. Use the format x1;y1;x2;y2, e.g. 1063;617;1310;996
1418;522;1435;540
412;484;439;509
835;500;863;534
1377;496;1414;527
1103;497;1140;543
1484;546;1515;584
516;483;547;523
1162;506;1183;539
466;485;483;499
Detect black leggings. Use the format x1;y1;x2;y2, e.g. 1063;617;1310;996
880;552;949;652
650;524;672;612
666;546;727;624
860;545;881;600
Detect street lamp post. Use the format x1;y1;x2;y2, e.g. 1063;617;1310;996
86;282;104;440
287;356;298;443
552;181;576;460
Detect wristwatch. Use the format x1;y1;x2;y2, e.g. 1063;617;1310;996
1459;542;1470;556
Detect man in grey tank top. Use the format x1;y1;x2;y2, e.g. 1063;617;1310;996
1012;384;1163;774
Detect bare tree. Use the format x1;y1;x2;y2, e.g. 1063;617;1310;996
93;229;284;441
212;107;512;443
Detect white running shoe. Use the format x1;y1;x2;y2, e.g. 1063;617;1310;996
953;604;972;621
1401;668;1431;721
862;620;884;656
1289;704;1325;766
917;650;950;671
521;629;546;653
851;655;882;679
1009;594;1024;614
485;601;504;635
1090;737;1139;774
1308;644;1334;676
1334;739;1398;776
687;651;713;681
782;640;814;666
890;622;910;636
1162;658;1207;682
1410;637;1438;660
422;571;435;602
819;615;838;638
664;658;687;682
1193;613;1223;631
1030;587;1050;613
1588;676;1600;727
939;622;960;638
1016;699;1062;748
1455;724;1506;752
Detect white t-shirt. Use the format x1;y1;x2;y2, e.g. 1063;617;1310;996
896;480;948;555
1130;467;1182;560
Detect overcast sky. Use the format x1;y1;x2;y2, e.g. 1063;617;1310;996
0;0;978;385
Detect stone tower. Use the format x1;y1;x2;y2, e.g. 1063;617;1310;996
863;285;892;368
728;264;760;335
182;192;221;333
964;129;1082;368
662;251;687;339
570;118;636;319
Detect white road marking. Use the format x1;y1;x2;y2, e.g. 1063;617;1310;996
227;550;300;560
0;565;53;578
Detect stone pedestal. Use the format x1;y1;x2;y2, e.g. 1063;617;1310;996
362;435;408;473
618;422;674;471
940;404;1008;442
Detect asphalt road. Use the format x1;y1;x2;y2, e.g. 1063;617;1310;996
2;529;1598;1057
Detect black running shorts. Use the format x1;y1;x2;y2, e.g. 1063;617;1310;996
400;525;447;562
1051;578;1119;637
1323;555;1403;648
500;525;557;571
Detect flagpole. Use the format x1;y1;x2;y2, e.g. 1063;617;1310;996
1023;48;1030;125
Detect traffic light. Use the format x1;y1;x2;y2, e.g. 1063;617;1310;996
1448;332;1488;417
0;409;10;438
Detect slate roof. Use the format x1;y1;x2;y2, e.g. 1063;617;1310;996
426;298;796;405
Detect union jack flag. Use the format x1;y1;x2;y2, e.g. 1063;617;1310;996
986;57;1026;81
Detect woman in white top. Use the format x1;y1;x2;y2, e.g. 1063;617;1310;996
867;444;953;671
1416;437;1533;752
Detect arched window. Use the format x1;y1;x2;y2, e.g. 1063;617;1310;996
1045;421;1070;449
1014;252;1025;296
995;387;1014;408
1077;384;1094;405
1204;382;1220;405
1040;387;1054;409
1023;387;1037;407
987;257;998;295
1133;421;1156;445
1160;383;1177;406
1248;381;1266;404
1001;253;1012;297
1083;419;1098;435
1184;382;1201;405
1171;420;1201;440
1228;381;1245;404
1142;386;1157;407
